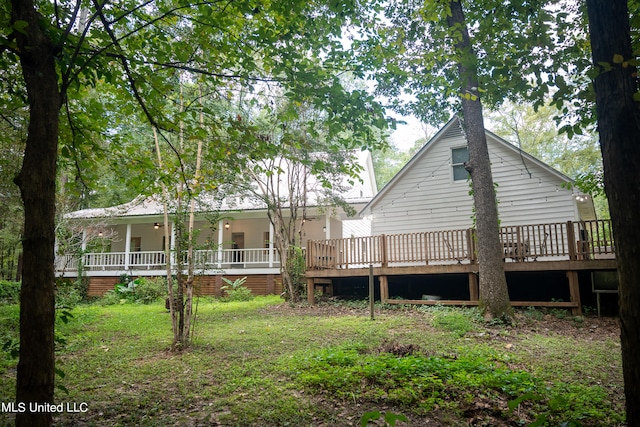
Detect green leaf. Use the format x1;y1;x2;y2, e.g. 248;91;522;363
612;54;624;64
384;411;408;426
12;20;29;35
58;309;74;324
633;91;640;102
54;367;66;379
56;384;69;395
360;411;381;426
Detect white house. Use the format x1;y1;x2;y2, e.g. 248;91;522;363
57;151;377;297
304;118;613;312
360;117;596;235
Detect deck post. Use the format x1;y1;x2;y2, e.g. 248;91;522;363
567;221;577;260
369;265;375;320
567;270;582;316
423;232;429;265
516;226;524;262
468;272;479;301
379;275;389;303
466;228;477;263
307;278;315;305
380;234;388;267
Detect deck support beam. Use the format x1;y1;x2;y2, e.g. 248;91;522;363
567;270;582;316
468;272;479;302
379;276;389;303
307;278;315;305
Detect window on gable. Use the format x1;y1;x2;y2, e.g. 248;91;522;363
451;147;469;181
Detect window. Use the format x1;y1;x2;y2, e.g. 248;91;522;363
451;147;469;181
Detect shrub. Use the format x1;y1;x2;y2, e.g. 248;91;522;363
221;276;254;302
96;289;126;306
98;276;166;305
132;277;166;304
0;281;20;305
55;278;85;308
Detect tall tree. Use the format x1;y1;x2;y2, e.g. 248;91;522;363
357;0;544;318
10;2;61;425
1;1;387;424
243;99;372;302
445;0;511;319
585;0;640;422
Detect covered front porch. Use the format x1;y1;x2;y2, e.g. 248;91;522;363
55;203;362;298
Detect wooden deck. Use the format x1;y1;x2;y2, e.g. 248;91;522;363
305;220;617;314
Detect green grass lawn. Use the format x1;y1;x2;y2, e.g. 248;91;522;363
0;297;625;426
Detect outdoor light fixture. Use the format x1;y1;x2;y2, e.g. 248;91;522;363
154;222;160;229
225;221;230;229
98;230;103;237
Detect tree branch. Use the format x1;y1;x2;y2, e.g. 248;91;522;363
91;0;190;190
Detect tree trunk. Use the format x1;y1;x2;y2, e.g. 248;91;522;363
175;200;185;347
271;214;300;302
447;0;511;320
153;128;178;340
585;0;640;423
11;0;62;425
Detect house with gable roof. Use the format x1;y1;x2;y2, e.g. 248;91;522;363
305;118;616;313
56;151;377;297
360;117;596;234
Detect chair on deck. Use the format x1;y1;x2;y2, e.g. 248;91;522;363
444;238;465;264
532;233;549;261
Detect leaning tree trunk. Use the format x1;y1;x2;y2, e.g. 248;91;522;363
153;127;178;340
447;0;511;320
11;0;63;425
184;92;205;344
585;0;640;423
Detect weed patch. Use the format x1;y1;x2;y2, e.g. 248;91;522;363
289;343;623;425
0;300;625;426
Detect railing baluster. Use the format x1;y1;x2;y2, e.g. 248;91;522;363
59;220;616;274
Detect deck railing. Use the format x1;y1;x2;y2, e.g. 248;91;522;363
56;248;281;272
306;220;615;269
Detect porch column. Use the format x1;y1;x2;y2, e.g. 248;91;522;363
81;229;87;252
268;222;275;268
170;222;176;266
124;223;132;270
217;220;224;269
76;229;88;272
324;216;331;239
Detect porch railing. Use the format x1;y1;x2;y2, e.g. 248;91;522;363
306;220;615;269
56;248;281;272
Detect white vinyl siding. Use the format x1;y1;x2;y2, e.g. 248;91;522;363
369;132;475;235
365;120;580;236
488;136;577;225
